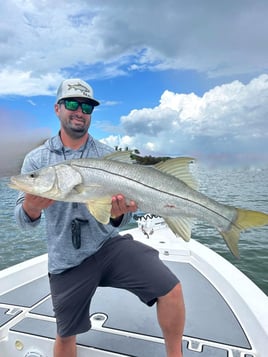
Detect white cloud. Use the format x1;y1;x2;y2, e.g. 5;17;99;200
103;75;268;164
102;100;121;107
1;0;268;96
101;135;134;150
27;99;36;106
1;1;267;165
0;69;63;96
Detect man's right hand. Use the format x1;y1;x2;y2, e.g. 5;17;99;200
23;193;54;220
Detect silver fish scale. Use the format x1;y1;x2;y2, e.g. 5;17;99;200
69;159;236;231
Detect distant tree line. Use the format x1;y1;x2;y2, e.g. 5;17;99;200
114;146;171;165
131;154;172;165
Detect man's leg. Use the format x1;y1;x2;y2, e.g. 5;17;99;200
157;283;185;357
49;256;100;357
97;235;185;356
54;335;77;357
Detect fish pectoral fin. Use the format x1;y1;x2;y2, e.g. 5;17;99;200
164;217;192;241
74;183;102;194
86;197;112;225
73;184;84;194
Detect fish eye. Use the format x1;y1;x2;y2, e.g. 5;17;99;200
29;173;37;178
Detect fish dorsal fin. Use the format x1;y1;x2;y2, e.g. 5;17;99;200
154;157;198;189
86;196;112;225
164;216;192;241
103;151;135;164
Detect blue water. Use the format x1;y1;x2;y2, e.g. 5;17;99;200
0;164;268;295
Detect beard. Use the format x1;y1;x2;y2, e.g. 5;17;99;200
61;115;90;139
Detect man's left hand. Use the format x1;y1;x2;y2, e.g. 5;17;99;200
111;194;137;219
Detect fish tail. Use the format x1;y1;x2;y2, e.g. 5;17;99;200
221;208;268;258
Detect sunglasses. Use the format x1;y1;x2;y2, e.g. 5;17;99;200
58;99;94;114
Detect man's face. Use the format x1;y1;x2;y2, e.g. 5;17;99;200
55;97;93;139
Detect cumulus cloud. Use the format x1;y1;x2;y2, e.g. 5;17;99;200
1;0;268;166
0;70;63;96
0;0;268;95
101;75;268;165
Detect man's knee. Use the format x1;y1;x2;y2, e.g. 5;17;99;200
56;334;76;345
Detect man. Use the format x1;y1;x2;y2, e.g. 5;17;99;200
15;78;185;357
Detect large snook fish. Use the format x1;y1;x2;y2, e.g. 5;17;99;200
9;152;268;257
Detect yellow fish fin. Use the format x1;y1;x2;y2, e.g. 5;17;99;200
86;196;112;225
164;217;192;241
221;208;268;258
154;157;198;190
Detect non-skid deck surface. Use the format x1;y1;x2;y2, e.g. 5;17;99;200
0;275;50;307
11;317;232;356
1;261;252;356
0;307;22;327
11;318;167;357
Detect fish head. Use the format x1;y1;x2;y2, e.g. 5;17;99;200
9;166;57;197
9;163;83;200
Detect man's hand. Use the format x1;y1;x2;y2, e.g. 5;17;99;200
23;193;54;220
111;194;137;219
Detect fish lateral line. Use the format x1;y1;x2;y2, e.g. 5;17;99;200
70;161;240;229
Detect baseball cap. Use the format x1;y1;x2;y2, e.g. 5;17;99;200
56;78;100;106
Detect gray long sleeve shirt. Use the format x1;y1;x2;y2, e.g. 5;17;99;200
15;134;132;274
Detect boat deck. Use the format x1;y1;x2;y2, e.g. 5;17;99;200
0;226;265;356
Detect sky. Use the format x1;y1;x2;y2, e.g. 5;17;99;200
1;0;268;167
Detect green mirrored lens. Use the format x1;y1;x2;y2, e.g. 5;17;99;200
81;103;93;114
65;100;79;111
64;100;93;114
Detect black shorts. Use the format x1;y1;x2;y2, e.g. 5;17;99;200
49;234;179;337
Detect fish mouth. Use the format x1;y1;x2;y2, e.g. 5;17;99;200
8;179;36;195
9;176;30;191
8;177;21;189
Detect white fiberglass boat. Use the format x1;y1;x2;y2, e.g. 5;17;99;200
0;215;267;357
